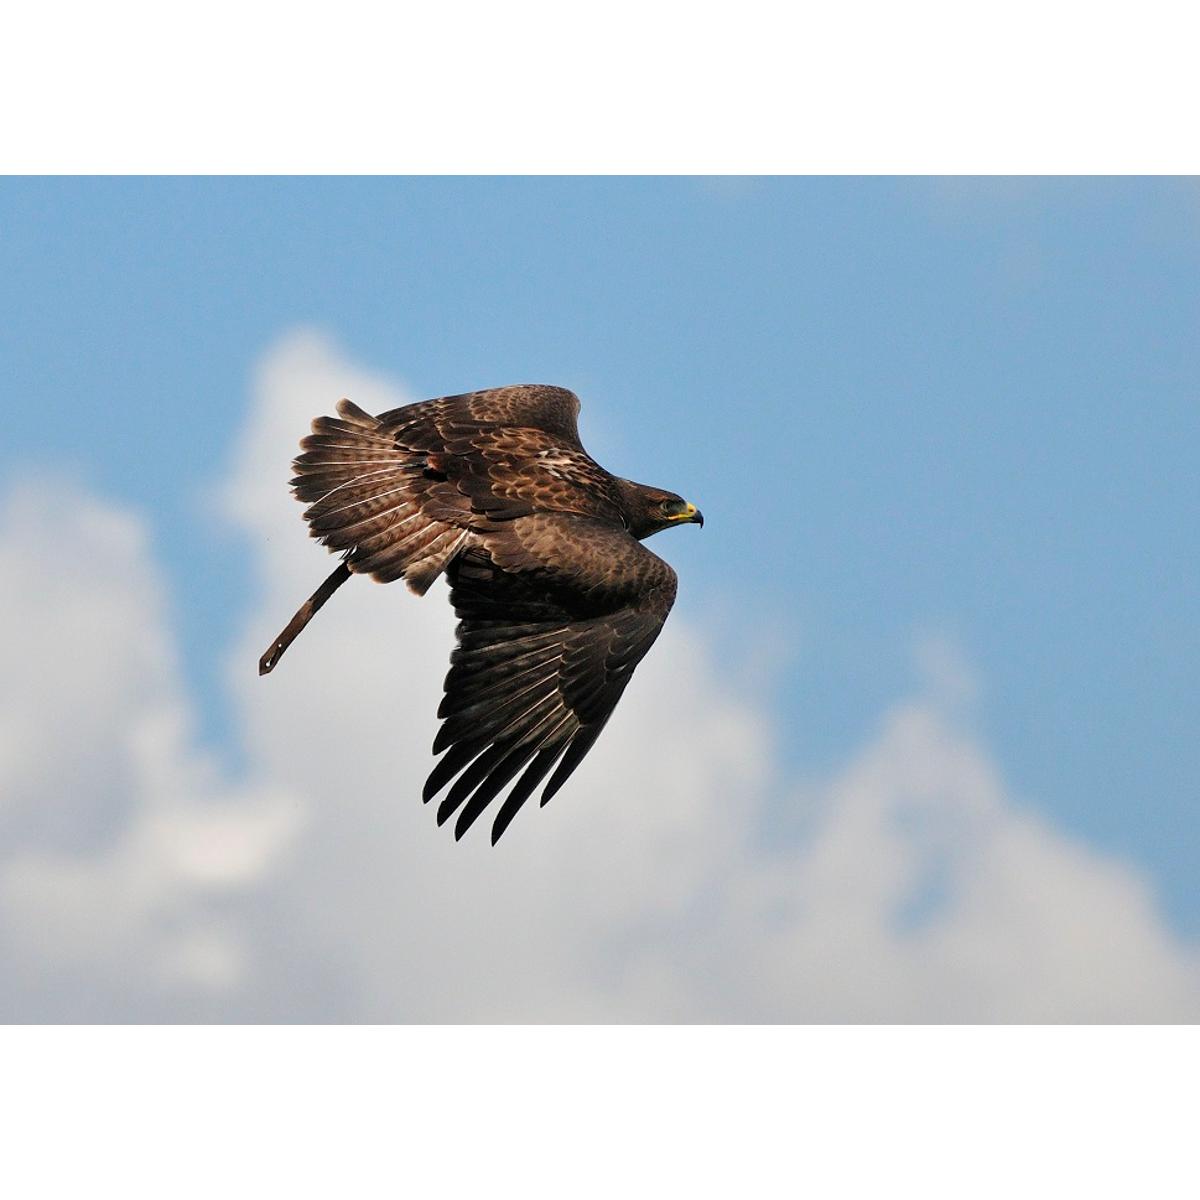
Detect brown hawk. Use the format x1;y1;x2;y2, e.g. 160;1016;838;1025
259;385;703;843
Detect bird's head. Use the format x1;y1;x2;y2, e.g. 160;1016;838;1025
619;481;704;540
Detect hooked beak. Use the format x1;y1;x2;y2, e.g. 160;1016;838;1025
677;501;704;528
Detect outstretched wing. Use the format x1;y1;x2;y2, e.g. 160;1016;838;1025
291;386;623;593
426;514;678;843
378;384;585;450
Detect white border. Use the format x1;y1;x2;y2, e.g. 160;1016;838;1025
3;2;1198;172
3;1026;1196;1197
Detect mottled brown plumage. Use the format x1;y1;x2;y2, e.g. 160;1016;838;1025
259;385;702;842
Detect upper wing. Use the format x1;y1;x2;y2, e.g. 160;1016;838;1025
377;384;584;450
426;514;678;843
291;387;622;593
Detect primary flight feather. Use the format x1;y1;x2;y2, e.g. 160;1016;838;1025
259;385;703;843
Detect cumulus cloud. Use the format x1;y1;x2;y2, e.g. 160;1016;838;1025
1;328;1196;1021
0;477;301;1019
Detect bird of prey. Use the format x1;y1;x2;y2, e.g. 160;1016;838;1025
258;385;703;843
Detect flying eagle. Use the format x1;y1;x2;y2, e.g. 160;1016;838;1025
258;385;703;843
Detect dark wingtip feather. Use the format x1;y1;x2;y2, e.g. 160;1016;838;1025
422;751;460;803
490;743;570;842
433;742;510;832
422;763;452;804
424;736;487;798
432;719;460;756
540;724;606;807
451;747;534;841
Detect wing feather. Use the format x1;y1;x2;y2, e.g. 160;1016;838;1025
290;387;627;594
427;517;677;842
377;384;584;449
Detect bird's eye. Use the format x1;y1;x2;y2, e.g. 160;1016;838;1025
660;498;675;512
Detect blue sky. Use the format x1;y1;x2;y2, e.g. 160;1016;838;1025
2;177;1197;1018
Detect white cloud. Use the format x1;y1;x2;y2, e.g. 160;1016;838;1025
0;475;302;1018
1;328;1196;1021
